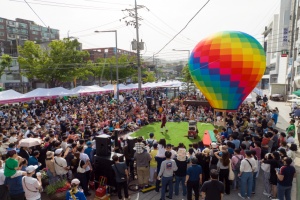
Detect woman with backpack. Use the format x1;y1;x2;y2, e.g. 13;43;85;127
231;149;244;190
214;151;231;195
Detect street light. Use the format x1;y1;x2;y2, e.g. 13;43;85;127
94;30;119;101
172;49;191;63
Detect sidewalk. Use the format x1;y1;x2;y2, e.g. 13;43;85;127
268;101;299;200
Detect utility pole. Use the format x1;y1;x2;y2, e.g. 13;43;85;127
122;1;148;101
289;0;298;94
134;0;142;100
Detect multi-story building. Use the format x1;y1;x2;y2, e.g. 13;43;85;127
84;47;136;62
262;0;292;94
0;17;59;43
0;17;60;92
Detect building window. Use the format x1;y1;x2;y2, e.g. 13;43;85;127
42;33;50;38
41;27;48;32
7;21;16;26
0;25;4;29
30;25;41;31
20;36;28;40
0;18;3;23
32;31;38;35
0;32;4;36
19;23;27;29
8;34;15;38
20;29;28;35
6;74;20;81
51;29;58;34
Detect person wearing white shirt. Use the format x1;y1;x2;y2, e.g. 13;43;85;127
238;150;257;199
77;146;92;183
53;148;68;178
22;165;42;200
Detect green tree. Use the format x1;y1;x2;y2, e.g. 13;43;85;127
142;71;156;82
182;64;194;93
0;54;12;78
18;39;92;87
94;54;137;84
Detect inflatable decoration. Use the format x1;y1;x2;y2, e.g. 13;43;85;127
189;31;266;110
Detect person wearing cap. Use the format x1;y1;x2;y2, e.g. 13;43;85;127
83;141;93;161
53;148;68;179
66;178;87;200
45;151;57;184
22;165;42;200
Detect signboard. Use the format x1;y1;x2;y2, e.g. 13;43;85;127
281;50;288;57
282;27;289;47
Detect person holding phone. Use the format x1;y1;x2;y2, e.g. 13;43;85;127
276;157;296;200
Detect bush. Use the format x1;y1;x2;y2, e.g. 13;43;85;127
45;179;67;195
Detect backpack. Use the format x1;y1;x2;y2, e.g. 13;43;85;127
234;155;243;171
147;139;154;148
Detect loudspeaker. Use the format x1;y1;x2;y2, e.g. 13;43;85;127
146;97;152;107
94;153;124;187
127;136;137;154
95;134;111;156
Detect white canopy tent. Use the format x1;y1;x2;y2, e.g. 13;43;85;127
22;87;77;100
0;90;31;104
72;85;109;96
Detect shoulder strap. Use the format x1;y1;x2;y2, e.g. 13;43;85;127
54;158;64;168
245;159;253;170
22;177;39;193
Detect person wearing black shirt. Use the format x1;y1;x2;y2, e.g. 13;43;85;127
174;157;188;196
200;169;224;200
276;157;296;200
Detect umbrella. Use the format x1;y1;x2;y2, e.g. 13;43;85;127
19;138;42;147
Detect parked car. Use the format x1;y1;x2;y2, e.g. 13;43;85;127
270;94;284;101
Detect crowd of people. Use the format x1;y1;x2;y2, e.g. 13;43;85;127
0;90;297;200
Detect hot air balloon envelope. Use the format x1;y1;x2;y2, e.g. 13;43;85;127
189;31;266;110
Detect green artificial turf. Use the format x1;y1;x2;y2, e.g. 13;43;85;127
130;122;215;147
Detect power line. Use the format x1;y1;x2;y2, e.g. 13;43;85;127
11;0;121;11
154;0;211;55
70;20;119;34
23;0;47;27
83;0;131;6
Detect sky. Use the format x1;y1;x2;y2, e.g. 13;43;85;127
0;0;281;60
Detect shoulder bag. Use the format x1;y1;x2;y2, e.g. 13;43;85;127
77;160;85;173
22;177;43;193
228;159;235;180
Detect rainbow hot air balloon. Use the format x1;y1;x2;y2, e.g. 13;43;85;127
189;31;266;110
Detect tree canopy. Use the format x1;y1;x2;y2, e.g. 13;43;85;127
0;54;12;78
18;39;92;87
94;54;137;84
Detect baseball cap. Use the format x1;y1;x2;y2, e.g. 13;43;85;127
86;141;92;146
71;178;80;185
26;165;38;173
55;148;63;155
211;142;218;149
